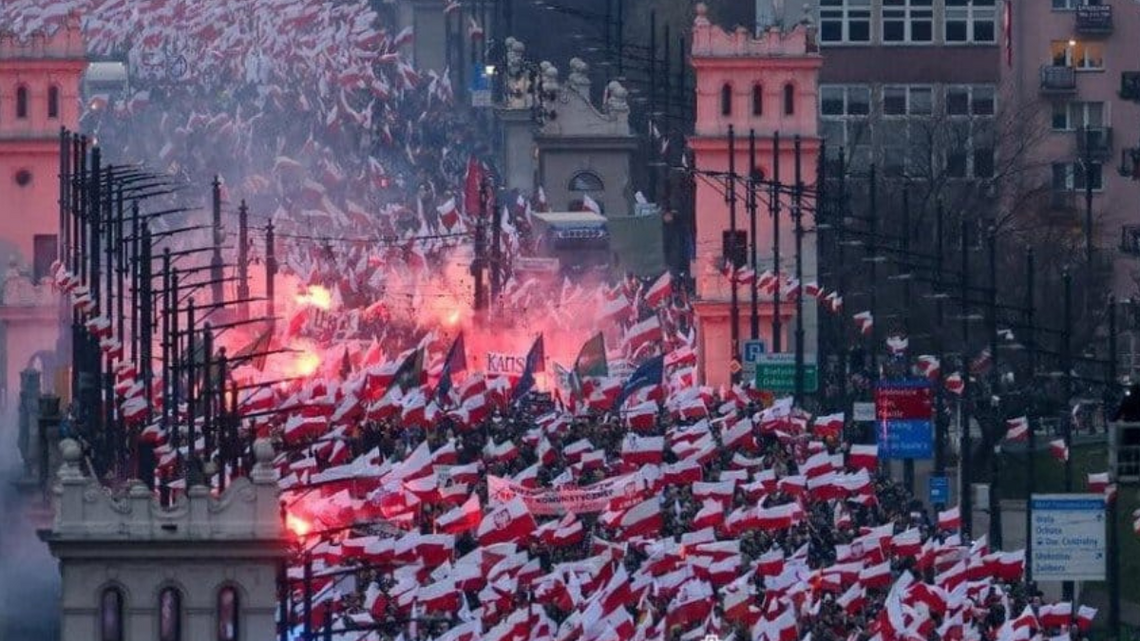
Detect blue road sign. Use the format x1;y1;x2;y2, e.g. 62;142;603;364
929;476;949;505
878;419;933;459
742;340;767;363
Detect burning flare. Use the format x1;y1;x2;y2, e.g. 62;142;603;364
295;285;333;310
286;513;312;538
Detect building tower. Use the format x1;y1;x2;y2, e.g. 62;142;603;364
44;438;289;641
0;15;85;406
688;3;822;388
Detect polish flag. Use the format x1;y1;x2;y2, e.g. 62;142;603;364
781;277;800;299
619;497;663;538
937;506;961;531
692;498;725;531
1005;416;1029;441
945;372;964;395
891;528;923;557
916;355;940;381
477;497;536;545
824;291;843;313
436;198;460;229
624;400;658;431
1039;602;1072;628
644;272;672;307
756;270;779;295
756;502;802;530
1049;439;1069;462
625;315;663;354
734;267;756;286
997;549;1025;581
848;444;878;471
886;335;909;355
621;435;663;466
813;413;844;439
853;311;873;336
1087;472;1109;493
836;583;865;616
804;281;821;298
1076;605;1098;632
756;549;785;576
801;451;835;478
858;560;892;589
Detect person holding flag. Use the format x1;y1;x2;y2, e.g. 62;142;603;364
435;333;467;405
571;332;608;400
611;354;664;412
511;335;545;404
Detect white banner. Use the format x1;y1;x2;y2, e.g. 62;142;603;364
486;352;527;376
487;474;640;515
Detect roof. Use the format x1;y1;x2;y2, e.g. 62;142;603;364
531;211;607;227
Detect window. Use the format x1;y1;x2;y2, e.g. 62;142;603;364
1051;40;1105;70
945;85;996;179
217;586;239;641
48;86;59;118
568;171;604;192
1052;161;1103;191
883;86;933;116
819;85;872;171
752;84;763;116
820;0;871;43
16;86;28;119
720;83;732;116
100;587;124;641
783;84;795;115
1052;101;1105;131
160;587;182;641
883;0;934;43
945;0;996;43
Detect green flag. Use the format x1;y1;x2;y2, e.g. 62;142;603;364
574;332;608;379
391;347;425;394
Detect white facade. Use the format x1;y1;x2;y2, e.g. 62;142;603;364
44;439;288;641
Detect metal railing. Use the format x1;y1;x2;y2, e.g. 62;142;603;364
1040;65;1077;93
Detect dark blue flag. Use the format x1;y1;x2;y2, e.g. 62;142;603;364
436;333;467;403
511;335;545;404
612;355;665;411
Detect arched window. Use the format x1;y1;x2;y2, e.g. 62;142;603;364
159;587;182;641
16;86;28;119
100;587;124;641
568;171;605;192
48;86;59;119
217;586;239;641
752;84;763;116
783;83;795;116
720;83;733;116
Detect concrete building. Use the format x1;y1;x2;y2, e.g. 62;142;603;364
688;3;822;388
43;438;288;641
1006;0;1140;297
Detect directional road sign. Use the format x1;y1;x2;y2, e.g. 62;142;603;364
1030;494;1106;582
754;353;818;393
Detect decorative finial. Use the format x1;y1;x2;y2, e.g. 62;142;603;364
60;438;82;464
253;438;275;465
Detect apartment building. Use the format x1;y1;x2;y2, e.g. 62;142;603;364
1007;0;1140;295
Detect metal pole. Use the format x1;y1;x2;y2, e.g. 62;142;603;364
902;187;915;493
238;200;250;319
490;180;502;308
303;552;314;641
474;186;487;312
187;298;197;471
868;164;878;383
748;129;759;340
728;125;740;384
960;219;973;538
211;175;224;306
771;132;782;352
988;228;1002;548
616;0;624;78
1108;294;1120;640
1062;268;1074;602
1084;127;1094;269
1025;247;1036;586
935;201;947;478
793;135;805;405
265;222;276;323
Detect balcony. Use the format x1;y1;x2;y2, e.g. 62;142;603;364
1076;127;1112;160
1121;72;1140;102
1122;225;1140;256
1075;4;1113;35
1040;65;1077;94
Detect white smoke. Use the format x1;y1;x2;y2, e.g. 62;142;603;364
0;403;61;639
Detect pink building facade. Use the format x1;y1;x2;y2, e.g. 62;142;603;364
0;16;85;404
1006;0;1140;296
688;4;822;388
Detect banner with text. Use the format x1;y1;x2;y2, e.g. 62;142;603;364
487;473;640;515
486;352;527;377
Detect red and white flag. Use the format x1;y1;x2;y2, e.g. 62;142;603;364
1049;438;1069;462
1087;472;1109;493
945;372;964;395
853;311;873;336
644;272;672;308
1005;416;1029;441
477;497;536;545
938;506;961;531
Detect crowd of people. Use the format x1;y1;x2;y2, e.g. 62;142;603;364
8;2;1118;640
